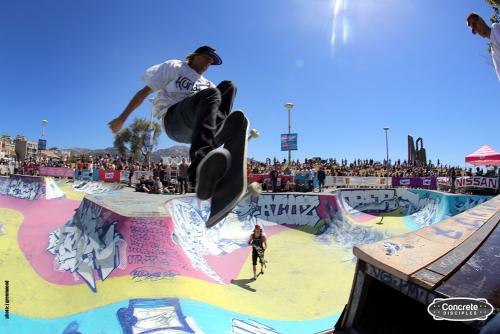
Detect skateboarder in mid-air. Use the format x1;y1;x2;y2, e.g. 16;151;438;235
248;225;267;280
108;46;238;200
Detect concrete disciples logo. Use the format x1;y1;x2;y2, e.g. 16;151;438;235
427;298;493;321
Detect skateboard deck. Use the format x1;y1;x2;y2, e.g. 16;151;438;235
254;245;267;268
205;111;249;227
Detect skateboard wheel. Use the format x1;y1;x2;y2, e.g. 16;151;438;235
248;182;262;196
249;129;260;139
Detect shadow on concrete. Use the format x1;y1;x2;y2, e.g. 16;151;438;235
230;278;257;292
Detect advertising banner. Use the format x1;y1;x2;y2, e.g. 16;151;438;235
40;167;74;178
391;177;437;189
38;139;47;151
120;170;130;183
437;177;451;187
455;176;498;190
331;176;388;187
281;133;298;151
145;127;155;148
74;168;99;181
248;174;293;190
99;170;121;183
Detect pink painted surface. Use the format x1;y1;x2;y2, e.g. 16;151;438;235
1;196;81;284
1;195;241;286
116;215;215;283
2;193;317;288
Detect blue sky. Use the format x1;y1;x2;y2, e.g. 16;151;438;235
1;0;498;166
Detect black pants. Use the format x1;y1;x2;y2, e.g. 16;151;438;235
167;81;237;183
178;177;188;194
252;249;264;266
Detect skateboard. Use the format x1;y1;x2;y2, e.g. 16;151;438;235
205;110;261;227
253;245;267;268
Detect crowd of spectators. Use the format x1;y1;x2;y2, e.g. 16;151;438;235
2;155;498;193
248;157;475;178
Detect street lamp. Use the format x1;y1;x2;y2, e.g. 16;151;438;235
284;102;294;164
41;120;48;139
146;98;155;166
383;126;389;186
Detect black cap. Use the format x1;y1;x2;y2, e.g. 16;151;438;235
194;45;222;65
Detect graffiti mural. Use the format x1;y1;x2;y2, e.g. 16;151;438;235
6;175;44;200
449;195;489;216
232;318;282;334
340;189;400;214
72;181;123;194
0;176;10;194
117;298;200;334
47;200;124;292
45;177;65;200
166;198;226;283
61;321;83;334
0;175;65;200
125;217;193;282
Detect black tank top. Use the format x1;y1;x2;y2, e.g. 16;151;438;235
251;234;263;248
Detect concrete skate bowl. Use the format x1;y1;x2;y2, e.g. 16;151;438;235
0;180;495;334
336;188;491;232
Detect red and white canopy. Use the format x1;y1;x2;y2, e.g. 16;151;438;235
465;145;500;166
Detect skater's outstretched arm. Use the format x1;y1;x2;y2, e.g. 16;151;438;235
262;235;267;251
108;85;152;134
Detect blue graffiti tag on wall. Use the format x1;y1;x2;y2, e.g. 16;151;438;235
117;298;197;334
47;200;124;292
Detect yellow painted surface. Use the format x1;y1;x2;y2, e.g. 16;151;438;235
0;210;354;320
56;181;86;201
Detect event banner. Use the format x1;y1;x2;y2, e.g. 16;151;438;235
437;177;451;186
145;127;155;148
332;176;389;187
99;170;121;183
281;133;298;151
74;169;100;181
249;174;293;190
120;170;130;183
40;167;74;178
455;176;498;190
391;177;436;189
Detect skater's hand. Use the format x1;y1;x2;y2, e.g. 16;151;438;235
108;117;125;134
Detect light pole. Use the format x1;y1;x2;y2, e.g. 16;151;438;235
383;126;389;186
147;98;155;166
284;102;294;164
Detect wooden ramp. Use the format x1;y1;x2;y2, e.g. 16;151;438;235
336;195;500;333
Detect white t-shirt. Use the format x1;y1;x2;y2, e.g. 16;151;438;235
491;23;500;81
141;60;215;119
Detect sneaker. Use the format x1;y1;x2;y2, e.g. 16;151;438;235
195;148;231;200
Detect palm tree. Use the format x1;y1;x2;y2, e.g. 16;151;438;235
113;117;161;162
